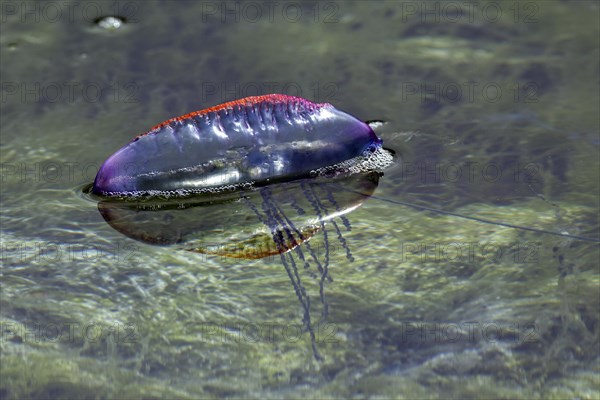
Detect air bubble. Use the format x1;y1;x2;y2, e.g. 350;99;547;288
95;16;126;31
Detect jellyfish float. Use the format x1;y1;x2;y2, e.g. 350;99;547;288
91;94;395;359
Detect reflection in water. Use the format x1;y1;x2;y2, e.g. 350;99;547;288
96;171;381;359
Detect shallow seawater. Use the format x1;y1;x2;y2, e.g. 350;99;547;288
1;1;599;398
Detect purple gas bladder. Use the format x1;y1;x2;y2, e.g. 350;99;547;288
93;94;390;197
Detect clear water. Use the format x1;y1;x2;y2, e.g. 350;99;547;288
1;1;599;398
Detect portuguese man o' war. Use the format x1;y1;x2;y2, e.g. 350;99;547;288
91;94;396;360
93;94;393;196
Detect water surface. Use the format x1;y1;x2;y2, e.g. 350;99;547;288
1;1;599;398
